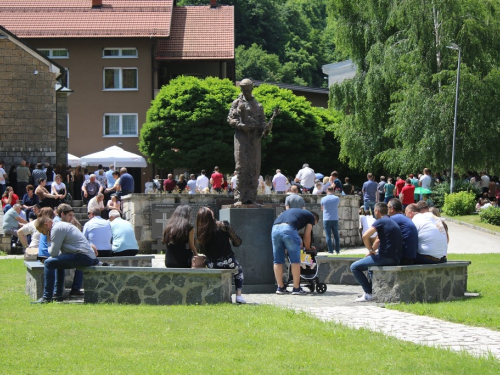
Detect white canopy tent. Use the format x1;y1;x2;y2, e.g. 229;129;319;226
80;146;147;168
67;153;81;166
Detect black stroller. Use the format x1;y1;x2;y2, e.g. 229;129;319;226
284;249;327;293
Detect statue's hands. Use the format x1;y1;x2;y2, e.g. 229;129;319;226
237;123;249;132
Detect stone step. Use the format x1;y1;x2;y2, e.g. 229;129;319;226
72;200;82;207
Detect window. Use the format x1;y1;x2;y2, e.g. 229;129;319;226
39;48;69;59
103;48;138;58
103;68;138;90
103;114;138;137
62;68;69;88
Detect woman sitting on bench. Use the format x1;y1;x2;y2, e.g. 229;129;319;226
163;205;198;268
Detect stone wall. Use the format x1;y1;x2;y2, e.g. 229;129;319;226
82;267;235;305
371;261;470;303
316;256;361;285
122;193;362;253
0;37;66;167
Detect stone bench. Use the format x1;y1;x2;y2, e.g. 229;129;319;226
316;256;362;285
25;255;155;300
370;261;471;303
79;266;236;305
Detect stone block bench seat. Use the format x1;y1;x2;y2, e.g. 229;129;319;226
79;266;236;305
316;256;362;285
369;261;471;303
25;255;155;300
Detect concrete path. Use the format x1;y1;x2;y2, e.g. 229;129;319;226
243;285;500;360
335;219;500;256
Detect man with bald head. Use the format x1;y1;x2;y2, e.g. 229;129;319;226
116;167;134;199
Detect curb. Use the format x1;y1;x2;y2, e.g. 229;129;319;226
444;217;500;237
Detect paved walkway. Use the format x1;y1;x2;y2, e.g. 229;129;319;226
242;286;500;360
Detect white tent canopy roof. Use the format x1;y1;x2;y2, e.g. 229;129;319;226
80;146;147;168
68;153;81;166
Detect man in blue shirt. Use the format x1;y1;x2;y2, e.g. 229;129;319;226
108;210;139;256
321;186;340;254
116;167;134;198
350;202;402;302
82;207;113;257
362;173;378;217
105;165;116;188
388;198;418;265
272;209;319;295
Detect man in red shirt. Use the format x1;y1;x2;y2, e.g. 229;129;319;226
163;174;177;193
399;179;416;210
210;166;224;193
395;176;406;196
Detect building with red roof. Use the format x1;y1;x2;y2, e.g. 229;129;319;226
0;0;235;188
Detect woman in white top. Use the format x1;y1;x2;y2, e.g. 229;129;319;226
264;175;273;194
51;174;67;202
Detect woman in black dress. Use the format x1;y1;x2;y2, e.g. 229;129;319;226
163;205;198;268
196;207;246;304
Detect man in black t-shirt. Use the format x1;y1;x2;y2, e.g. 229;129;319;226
272;208;319;295
350;202;402;302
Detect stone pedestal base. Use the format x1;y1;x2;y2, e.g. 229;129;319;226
220;208;276;293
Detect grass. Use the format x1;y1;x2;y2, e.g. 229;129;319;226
1;260;499;374
444;214;500;234
388;254;500;330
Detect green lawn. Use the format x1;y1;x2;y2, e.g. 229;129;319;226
388;254;500;330
444;214;500;234
1;259;499;374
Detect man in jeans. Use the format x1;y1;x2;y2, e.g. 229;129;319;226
362;173;378;217
272;209;319;295
321;186;340;254
32;216;99;303
350;203;402;302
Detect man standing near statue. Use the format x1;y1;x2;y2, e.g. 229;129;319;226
227;79;278;205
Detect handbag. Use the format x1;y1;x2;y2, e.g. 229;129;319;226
191;255;207;268
24;247;38;261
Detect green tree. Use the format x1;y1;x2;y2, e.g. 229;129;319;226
139;76;238;172
139;77;344;176
329;0;500;175
235;44;282;82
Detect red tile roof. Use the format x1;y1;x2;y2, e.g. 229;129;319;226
156;6;234;60
0;0;173;38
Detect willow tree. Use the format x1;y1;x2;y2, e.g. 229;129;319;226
329;0;500;174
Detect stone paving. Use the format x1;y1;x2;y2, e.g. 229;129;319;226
242;285;500;360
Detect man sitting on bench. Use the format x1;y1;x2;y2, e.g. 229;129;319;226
32;216;99;304
405;203;448;264
350;202;402;302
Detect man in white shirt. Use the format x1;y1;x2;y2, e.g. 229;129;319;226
295;163;316;193
0;160;7;197
419;168;432;189
230;171;238;191
359;209;377;246
405;204;448;264
480;171;490;194
88;193;105;215
196;170;209;191
272;169;287;194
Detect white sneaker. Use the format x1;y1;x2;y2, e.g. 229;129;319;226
355;293;373;302
235;295;247;304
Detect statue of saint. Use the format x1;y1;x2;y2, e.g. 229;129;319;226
227;79;278;204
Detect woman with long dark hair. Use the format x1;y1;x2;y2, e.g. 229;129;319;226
73;166;84;200
8;165;17;195
35;178;62;208
196;207;246;304
163;205;198;268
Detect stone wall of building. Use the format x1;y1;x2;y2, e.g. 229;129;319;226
122;193;362;253
0;38;65;167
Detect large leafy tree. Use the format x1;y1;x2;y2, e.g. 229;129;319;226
139;77;345;176
329;0;500;174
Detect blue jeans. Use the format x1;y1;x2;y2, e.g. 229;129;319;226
350;254;399;294
43;254;98;300
323;220;340;254
271;224;301;264
384;196;394;203
364;201;376;217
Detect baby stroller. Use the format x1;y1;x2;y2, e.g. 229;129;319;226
284;248;327;293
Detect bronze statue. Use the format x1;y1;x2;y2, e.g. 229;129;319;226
227;79;279;204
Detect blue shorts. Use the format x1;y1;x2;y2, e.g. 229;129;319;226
271;224;301;264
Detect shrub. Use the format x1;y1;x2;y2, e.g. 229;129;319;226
479;206;500;226
442;191;476;216
432;181;482;209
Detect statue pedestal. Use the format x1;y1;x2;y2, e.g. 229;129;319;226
219;207;276;293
